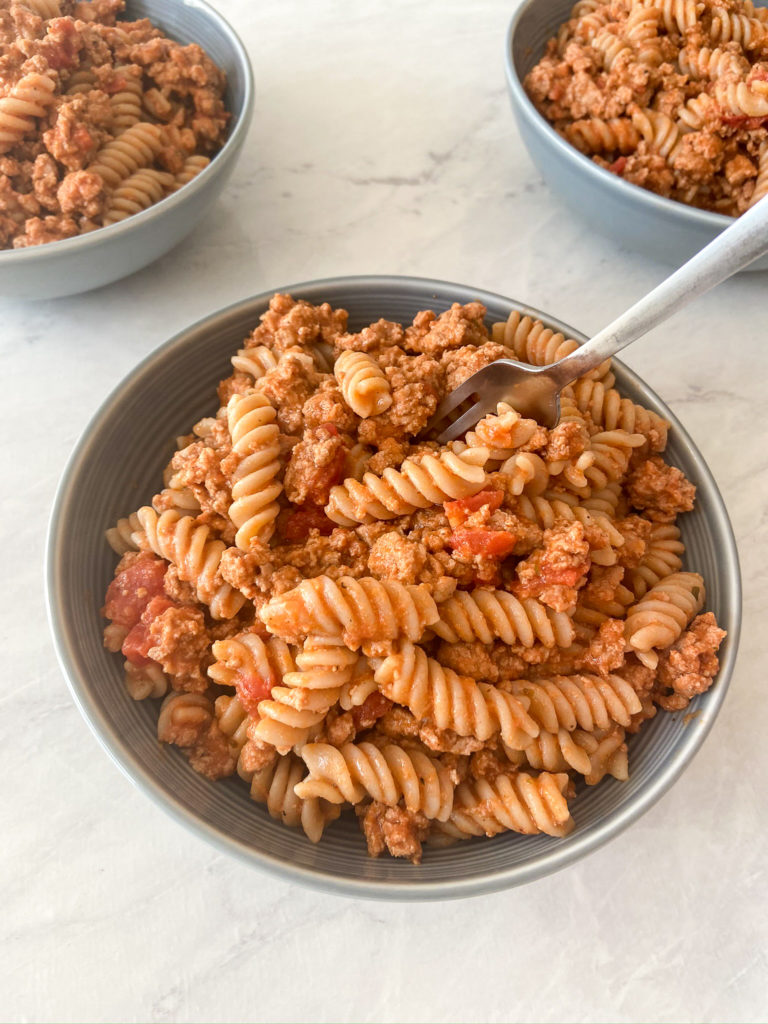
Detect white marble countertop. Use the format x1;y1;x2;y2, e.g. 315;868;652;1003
2;1;767;1021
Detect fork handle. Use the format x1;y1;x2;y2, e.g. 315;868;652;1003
544;195;768;389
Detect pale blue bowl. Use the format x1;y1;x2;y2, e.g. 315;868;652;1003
506;0;768;271
0;0;254;300
46;276;741;899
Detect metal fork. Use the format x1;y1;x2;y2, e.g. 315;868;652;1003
428;195;768;444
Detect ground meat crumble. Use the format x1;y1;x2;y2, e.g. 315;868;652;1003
0;1;229;249
101;295;726;860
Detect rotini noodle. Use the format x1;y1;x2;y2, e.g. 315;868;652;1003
135;506;245;619
624;571;705;666
231;345;279;381
261;575;439;650
295;741;455;821
102;168;175;225
431;589;575;648
374;644;539;750
627;523;685;598
438;771;573;839
334;350;393;418
326;447;489;526
249;754;341;842
504;674;643;733
0;72;56;154
88;122;164;189
253;638;359;753
491;311;613;382
227;392;283;549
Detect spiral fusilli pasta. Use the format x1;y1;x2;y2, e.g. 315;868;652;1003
295;741;454;821
438;771;573;839
261;576;439;650
374;644;539;750
326;446;489;525
431;589;575;648
504;674;643;734
624;571;705;666
135;506;245;619
102;168;176;225
227;392;283;549
0;71;56;154
253;638;359;753
526;0;768;215
334;350;393;418
101;293;725;862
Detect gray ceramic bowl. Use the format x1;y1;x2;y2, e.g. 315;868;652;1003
0;0;253;301
506;0;768;271
46;276;741;900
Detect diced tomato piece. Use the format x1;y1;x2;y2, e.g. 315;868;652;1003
41;21;80;69
609;156;627;175
449;528;517;560
720;114;768;128
281;503;335;542
105;74;127;95
303;424;350;505
351;692;391;731
122;622;153;667
512;561;589;599
72;125;94;152
121;595;177;666
539;565;588;587
444;489;503;524
103;556;167;628
235;670;274;717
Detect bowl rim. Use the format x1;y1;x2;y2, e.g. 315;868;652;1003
505;0;737;230
0;0;254;265
45;274;742;901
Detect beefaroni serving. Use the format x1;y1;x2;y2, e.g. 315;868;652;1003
525;0;768;215
101;294;726;863
0;0;228;249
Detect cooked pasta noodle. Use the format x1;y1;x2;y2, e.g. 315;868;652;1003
227;392;283;549
0;9;228;248
624;571;705;667
295;742;454;821
88;122;165;189
326;447;489;526
101;294;725;862
102;168;175;225
334;350;393;418
504;674;643;733
249;754;341;842
526;0;768;214
431;590;575;648
252;638;359;753
374;644;539;750
437;772;573;839
261;576;439;650
135;506;245;619
231;345;279;381
0;72;56;154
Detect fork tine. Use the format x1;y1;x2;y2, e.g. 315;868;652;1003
426;363;500;435
436;399;496;445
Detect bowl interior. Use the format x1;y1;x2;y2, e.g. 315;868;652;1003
47;277;740;899
506;0;746;232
